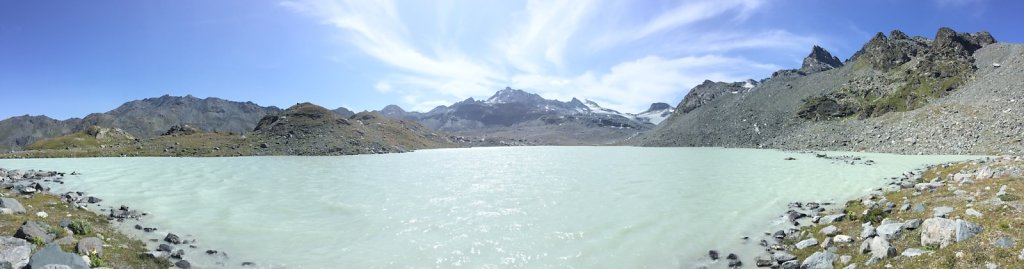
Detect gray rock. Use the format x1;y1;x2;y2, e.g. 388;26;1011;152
800;251;836;269
819;214;846;224
86;197;102;204
14;220;55;244
795;238;818;249
876;223;903;240
899;203;910;212
165;233;182;244
902;248;926;257
0;237;31;269
773;251;797;262
755;254;775;267
51;236;74;246
956;219;983;242
994;236;1015;248
175;260;192;269
933;206;954;218
921;218;983;248
912;203;926;213
859;239;871;254
0;261;12;269
28;244;89;269
76;237;103;256
921;218;957;248
0;198;26;214
859;224;876;239
842;264;856;269
839;255;851;265
902;219;922;230
781;260;798;269
870;236;897;259
966;208;983;217
819;225;839;236
833;235;853;243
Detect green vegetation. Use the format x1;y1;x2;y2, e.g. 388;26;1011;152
69;219;91;235
26;132;103;150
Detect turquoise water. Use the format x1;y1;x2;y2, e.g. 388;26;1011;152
0;147;975;268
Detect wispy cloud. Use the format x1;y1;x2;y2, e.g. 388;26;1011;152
280;0;501;99
282;0;819;113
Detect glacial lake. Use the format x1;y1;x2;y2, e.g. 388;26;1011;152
0;147;977;268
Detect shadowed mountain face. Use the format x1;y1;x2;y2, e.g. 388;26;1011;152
639;27;1019;155
0;95;282;151
375;87;673;145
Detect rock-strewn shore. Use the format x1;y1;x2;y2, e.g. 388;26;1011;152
0;167;259;268
702;156;1024;268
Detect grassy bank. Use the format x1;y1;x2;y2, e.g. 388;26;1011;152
0;188;171;268
785;157;1024;268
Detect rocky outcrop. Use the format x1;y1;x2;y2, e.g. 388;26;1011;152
800;45;843;74
162;124;201;136
677;80;759;114
639;27;1018;155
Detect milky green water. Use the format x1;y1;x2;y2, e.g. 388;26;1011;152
0;147;976;268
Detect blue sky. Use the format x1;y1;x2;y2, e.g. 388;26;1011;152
1;0;1020;120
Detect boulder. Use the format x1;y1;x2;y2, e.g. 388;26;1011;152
773;251;797;262
859;223;876;239
0;198;26;214
902;219;922;230
833;235;853;243
14;220;55;244
800;251;836;269
966;208;983;217
912;203;926;213
955;219;983;242
708;250;719;261
76;237;103;256
781;260;798;269
869;236;897;259
175;260;192;269
876;223;903;240
755;254;775;267
28;244;89;269
795;238;818;249
933;206;954;218
164;233;182;244
921;218;983;248
0;237;31;269
819;225;839;236
819;214;846;224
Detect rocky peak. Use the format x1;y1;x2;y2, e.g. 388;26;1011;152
850;30;929;71
930;27;995;59
645;103;672;113
890;30;909;40
254;103;338;132
486;87;544;105
800;45;844;74
380;105;406;115
677;80;756;113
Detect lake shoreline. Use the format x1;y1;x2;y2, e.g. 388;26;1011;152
706;155;1024;268
0;167;250;269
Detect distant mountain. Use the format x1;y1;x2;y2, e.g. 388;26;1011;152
13;102;454;157
78;95;281;137
0;95;283;151
0;115;80;150
374;87;674;145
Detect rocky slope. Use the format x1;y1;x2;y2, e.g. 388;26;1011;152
376;87;672;145
639;27;1022;155
0;95;283;152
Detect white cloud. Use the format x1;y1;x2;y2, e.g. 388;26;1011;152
513;55;779;113
592;0;764;51
373;81;393;93
280;0;501;99
498;0;598;73
283;0;820;113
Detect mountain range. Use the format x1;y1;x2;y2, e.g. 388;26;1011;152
2;26;1018;156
